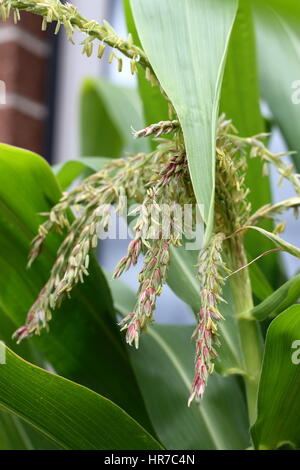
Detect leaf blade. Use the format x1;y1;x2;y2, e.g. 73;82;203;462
80;77;148;157
252;305;300;449
220;0;281;285
130;0;238;235
251;273;300;321
0;143;153;432
254;1;300;171
0;347;162;450
245;226;300;259
108;277;250;450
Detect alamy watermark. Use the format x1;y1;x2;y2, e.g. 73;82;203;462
291;80;300;104
291;340;300;365
94;197;204;250
0;80;6;105
0;341;6;365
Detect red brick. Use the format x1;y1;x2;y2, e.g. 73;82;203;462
0;107;45;155
4;11;49;39
0;41;48;103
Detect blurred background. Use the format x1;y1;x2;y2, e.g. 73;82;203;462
0;0;298;323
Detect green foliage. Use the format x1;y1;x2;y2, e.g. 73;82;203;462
220;0;280;286
0;347;162;450
80;77;147;157
0;0;300;452
54;157;113;190
0;144;153;433
251;274;300;321
254;0;300;171
108;277;250;450
252;306;300;449
246;225;300;259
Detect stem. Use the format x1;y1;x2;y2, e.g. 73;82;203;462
0;0;151;69
227;238;263;426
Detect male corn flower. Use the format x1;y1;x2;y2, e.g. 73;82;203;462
188;233;226;405
14;108;300;405
114;142;189;347
6;1;300;405
14;131;192;344
0;0;158;85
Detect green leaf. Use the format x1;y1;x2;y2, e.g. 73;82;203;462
220;0;281;286
248;262;273;302
0;410;59;450
54;160;86;190
107;277;250;450
167;246;245;376
221;0;264;139
246;226;300;259
0;308;56;450
0;411;32;450
130;0;238;237
256;0;300;16
80;77;148;157
0;303;42;367
253;1;300;171
252;305;300;449
54;157;113;190
0;143;153;432
123;0;169;149
0;347;162;450
81;78;121;157
251;273;300;321
168;241;271;306
133;326;250;450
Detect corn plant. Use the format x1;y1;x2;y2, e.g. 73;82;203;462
0;0;300;451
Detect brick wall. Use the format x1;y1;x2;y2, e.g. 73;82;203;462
0;12;51;157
